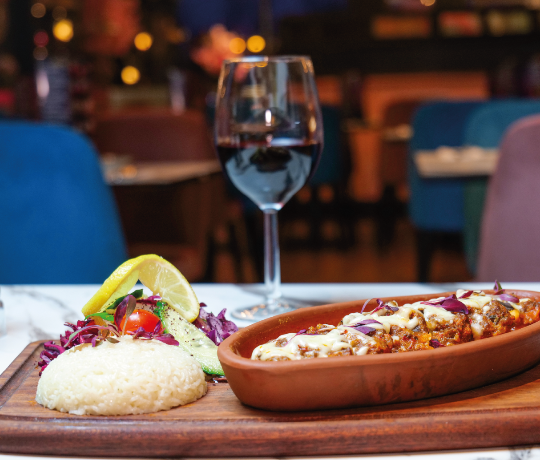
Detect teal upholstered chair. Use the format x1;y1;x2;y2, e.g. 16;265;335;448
0;122;127;283
408;101;484;281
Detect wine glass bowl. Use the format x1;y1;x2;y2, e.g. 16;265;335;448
215;56;323;320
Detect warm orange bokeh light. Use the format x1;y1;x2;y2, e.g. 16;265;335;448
53;19;73;42
121;66;140;85
247;35;265;53
229;37;246;54
134;32;153;51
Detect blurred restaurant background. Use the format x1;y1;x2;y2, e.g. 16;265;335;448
2;0;540;285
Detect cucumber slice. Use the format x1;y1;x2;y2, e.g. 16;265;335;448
160;306;223;375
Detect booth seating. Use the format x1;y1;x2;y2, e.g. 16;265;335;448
93;109;216;162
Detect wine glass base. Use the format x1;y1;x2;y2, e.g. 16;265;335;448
231;298;312;322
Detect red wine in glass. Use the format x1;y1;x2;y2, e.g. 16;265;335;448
216;141;322;210
215;56;323;320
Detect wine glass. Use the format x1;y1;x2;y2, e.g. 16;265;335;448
215;55;323;320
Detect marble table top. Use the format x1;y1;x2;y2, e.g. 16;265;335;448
1;282;539;460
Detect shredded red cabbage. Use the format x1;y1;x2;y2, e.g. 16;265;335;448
371;299;399;314
497;293;519;303
353;326;376;335
132;326;179;345
421;294;469;314
38;320;94;374
430;339;443;348
441;298;469;314
38;294;181;375
285;329;308;345
491;280;518;303
459;290;473;299
360;298;373;313
352;319;382;326
193;303;238;345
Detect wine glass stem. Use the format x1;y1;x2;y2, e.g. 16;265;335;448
264;210;282;304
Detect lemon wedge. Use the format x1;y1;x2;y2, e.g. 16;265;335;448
82;254;200;322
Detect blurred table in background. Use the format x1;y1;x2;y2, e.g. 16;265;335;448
347;71;489;203
103;159;225;282
103;159;221;185
415;147;498;178
93;109;228;281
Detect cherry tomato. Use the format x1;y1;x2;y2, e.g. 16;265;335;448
120;309;163;334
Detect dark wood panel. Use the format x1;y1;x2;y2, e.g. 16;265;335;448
2;341;540;457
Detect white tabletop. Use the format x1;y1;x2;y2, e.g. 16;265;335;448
415;147;499;178
103;160;222;185
1;282;539;460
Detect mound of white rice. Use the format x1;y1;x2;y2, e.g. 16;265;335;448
36;336;207;415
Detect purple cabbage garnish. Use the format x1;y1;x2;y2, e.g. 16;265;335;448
430;339;443;348
193;303;238;345
286;329;307;345
360;298;373;313
352;319;382;326
132;326;179;345
497;293;519;303
440;298;469;314
371;299;399;314
353;326;376;335
421;294;469;314
284;328;323;345
490;280;519;303
37;341;67;373
459;290;473;299
38;294;182;375
37;319;96;374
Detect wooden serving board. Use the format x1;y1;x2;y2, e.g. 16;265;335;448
2;341;540;458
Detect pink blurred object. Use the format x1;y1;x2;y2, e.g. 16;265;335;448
190;25;243;77
477;114;540;281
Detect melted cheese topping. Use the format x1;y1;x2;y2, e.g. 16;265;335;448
252;290;527;361
251;326;380;361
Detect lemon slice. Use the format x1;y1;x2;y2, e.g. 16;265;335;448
82;254;200;322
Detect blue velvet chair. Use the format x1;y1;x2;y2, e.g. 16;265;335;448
0;122;127;283
408;101;485;281
462;99;540;275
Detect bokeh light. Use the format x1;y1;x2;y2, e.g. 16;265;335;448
53;19;73;42
33;46;48;61
229;37;246;54
121;66;140;85
420;0;436;5
34;30;49;47
31;3;46;19
166;27;187;44
134;32;153;51
52;6;67;20
247;35;265;53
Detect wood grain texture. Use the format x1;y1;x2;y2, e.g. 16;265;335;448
2;341;540;457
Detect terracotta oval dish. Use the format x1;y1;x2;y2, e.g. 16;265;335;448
218;290;540;411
